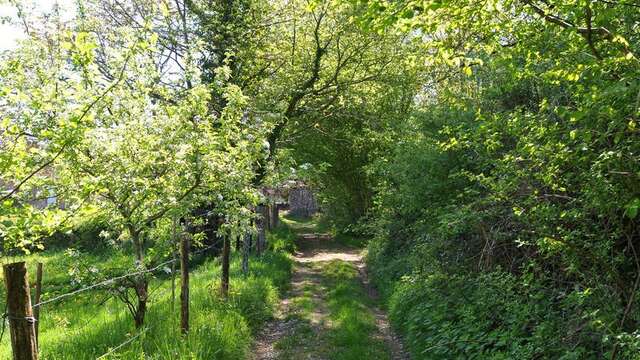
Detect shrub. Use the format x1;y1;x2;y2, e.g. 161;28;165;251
268;224;297;253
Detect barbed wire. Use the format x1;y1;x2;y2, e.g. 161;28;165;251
96;326;150;359
32;244;217;309
85;240;221;358
0;313;37;344
0;243;218;354
0;211;232;358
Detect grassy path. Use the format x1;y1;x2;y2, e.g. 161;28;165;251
252;217;408;360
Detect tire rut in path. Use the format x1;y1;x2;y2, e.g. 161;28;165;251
251;234;409;360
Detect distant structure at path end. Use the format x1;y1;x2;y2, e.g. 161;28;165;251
288;185;317;218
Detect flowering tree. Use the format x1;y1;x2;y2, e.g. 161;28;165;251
1;1;267;327
0;5;136;252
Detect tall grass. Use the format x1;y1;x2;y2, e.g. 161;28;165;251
0;250;292;359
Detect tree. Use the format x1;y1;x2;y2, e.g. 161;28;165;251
0;1;265;327
0;4;134;253
349;0;640;357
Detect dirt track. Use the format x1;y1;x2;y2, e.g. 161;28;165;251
251;234;409;360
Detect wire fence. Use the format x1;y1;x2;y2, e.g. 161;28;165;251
1;239;222;359
96;326;150;359
32;243;216;309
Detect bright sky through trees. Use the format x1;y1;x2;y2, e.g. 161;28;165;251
0;0;75;50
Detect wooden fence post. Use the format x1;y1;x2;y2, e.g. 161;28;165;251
220;235;230;298
33;263;43;345
263;204;270;250
271;201;279;228
180;232;189;335
256;205;266;255
242;232;250;276
3;262;39;360
259;226;266;254
264;204;271;231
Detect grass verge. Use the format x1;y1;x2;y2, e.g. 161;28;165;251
0;249;292;359
274;259;389;360
321;260;389;360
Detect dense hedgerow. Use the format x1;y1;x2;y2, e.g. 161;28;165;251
364;75;640;357
354;2;640;356
369;234;640;360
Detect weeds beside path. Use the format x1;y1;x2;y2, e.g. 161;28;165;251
252;217;408;360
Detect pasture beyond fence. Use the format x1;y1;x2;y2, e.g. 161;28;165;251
1;240;218;360
0;202;283;359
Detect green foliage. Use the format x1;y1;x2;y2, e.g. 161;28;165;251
3;0;640;357
267;224;298;253
344;0;640;358
0;24;116;251
386;270;619;359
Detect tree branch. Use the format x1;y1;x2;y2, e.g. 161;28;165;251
584;4;603;60
2;51;132;202
524;0;612;39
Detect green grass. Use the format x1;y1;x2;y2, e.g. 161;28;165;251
320;260;389;360
273;268;328;358
0;247;293;359
280;212;325;233
280;212;367;249
268;223;298;253
273;259;390;360
274;320;317;357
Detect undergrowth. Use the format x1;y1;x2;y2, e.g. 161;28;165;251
367;235;640;360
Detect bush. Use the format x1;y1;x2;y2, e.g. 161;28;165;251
362;49;640;357
45;213;114;251
370;228;639;359
268;224;297;253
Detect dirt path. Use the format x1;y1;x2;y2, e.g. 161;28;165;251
251;233;409;360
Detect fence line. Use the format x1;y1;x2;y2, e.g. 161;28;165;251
95;326;150;359
1;242;220;359
1;207;248;359
32;244;217;309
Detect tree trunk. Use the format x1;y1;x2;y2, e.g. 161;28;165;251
133;279;148;329
221;235;230;297
235;233;241;252
242;232;251;275
130;229;148;328
271;201;279;228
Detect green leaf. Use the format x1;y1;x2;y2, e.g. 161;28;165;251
624;198;640;219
